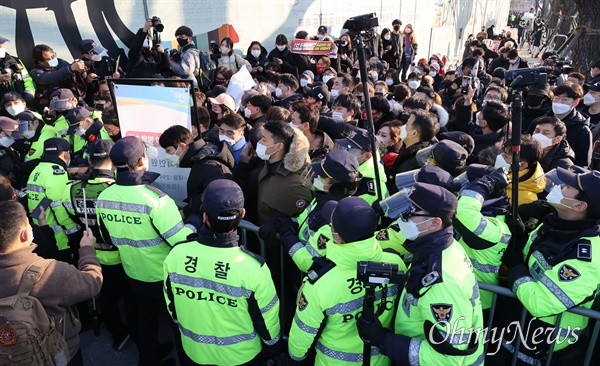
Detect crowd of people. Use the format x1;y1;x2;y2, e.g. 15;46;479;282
1;13;600;366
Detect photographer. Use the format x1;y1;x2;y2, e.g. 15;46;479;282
0;36;35;108
78;39;123;106
127;18;171;79
170;26;199;89
30;44;86;113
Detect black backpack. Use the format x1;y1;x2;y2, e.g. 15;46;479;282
196;51;215;92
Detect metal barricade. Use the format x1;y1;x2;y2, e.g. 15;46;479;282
237;220;600;364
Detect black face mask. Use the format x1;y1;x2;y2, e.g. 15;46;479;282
526;96;544;108
394;25;400;31
177;38;189;47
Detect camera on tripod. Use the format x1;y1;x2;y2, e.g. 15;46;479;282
357;261;400;287
506;67;548;88
151;16;164;33
343;13;379;32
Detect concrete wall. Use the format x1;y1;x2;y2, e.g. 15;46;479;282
0;0;510;69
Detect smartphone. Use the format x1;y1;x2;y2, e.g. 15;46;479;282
461;76;472;95
31;197;53;220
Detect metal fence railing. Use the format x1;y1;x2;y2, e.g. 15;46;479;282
237;220;600;365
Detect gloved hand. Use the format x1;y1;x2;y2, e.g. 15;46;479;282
258;218;283;245
357;315;388;347
278;219;299;252
263;338;283;365
483;167;510;191
506;262;530;291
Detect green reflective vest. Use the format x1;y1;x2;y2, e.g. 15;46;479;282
62;176;120;265
26;161;80;251
288;237;406;365
163;239;280;365
455;190;511;309
96;181;191;282
358;157;388;206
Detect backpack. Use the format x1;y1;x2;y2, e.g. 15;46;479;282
0;260;70;366
195;50;215;92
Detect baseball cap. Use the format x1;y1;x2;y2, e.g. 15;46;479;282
79;39;107;55
430;63;440;72
335;126;371;153
318;25;327;34
87;139;114;160
556;167;600;215
209;93;236;112
307;84;330;104
309;150;360;183
301;70;315;80
0;117;24;139
43;137;70;153
322;197;377;243
407;182;458;220
438;131;475;155
2;91;24;105
0;36;8;45
109;136;146;169
66;107;92;133
587;81;600;92
202;179;245;221
49;88;76;111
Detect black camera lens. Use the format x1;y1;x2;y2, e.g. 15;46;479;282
151;16;164;32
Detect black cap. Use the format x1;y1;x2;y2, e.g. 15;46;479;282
335;126;371;152
432;140;468;177
66;107;92;132
322;197;377;243
49;88;75;100
14;110;37;124
438;131;475;155
309;150;360;183
556;167;600;215
87;139;114;160
318;25;327;34
43;137;71;153
417;165;459;193
110;136;146;168
587;81;600;92
79;39;107;54
308;84;330;104
407;182;458;220
2;91;24;105
0;117;24;139
467;164;496;182
202;179;244;220
206;85;227;98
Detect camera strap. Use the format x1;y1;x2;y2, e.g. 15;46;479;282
306;257;336;284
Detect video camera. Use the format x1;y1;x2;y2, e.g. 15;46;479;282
544;55;573;84
343;13;378;43
357;261;400;287
506;67;548;89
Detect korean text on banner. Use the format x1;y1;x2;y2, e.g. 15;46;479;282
290;39;337;56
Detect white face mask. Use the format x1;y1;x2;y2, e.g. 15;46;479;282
91;54;102;62
317;34;325;41
341;41;348;47
22;130;36;140
289;122;299;130
220;46;230;54
146;145;159;159
6;104;25;116
385;78;394;86
277;45;286;52
583;93;597;106
408;80;420;89
323;75;332;84
396;217;434;241
0;135;15;148
509;58;519;64
312;177;330;192
251;49;261;58
532;133;554;149
429;71;437;77
300;79;309;87
330;89;339;98
255;142;276;160
384;34;391;41
399;125;408;140
244;107;253;118
275;87;283;98
165;146;183;165
219;135;236;145
74;126;86;137
0;48;6;58
142;38;152;49
48;58;59;67
475;111;481;126
552;102;572;115
332;111;344;121
546;185;579;209
494;154;511;171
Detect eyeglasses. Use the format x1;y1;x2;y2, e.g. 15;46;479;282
552;96;573;103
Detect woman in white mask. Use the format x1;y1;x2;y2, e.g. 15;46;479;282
245;41;269;78
381;28;399;72
217;37;252;74
267;34;299;77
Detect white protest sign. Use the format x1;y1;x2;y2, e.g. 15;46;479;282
113;84;191;202
226;66;256;110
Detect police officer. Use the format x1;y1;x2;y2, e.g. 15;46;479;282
26;137;81;262
163;179;281;365
334;125;388;206
0;116;24;186
358;183;485;365
96;136;192;366
288;196;406;365
504;168;600;364
15;110;57;184
0;36;35;106
65;106;111;164
44;88;79;137
61;139;129;347
277;149;362;272
455;164;512;314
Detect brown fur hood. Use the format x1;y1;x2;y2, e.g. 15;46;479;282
283;129;311;173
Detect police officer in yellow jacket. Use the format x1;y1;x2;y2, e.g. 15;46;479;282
359;183;485;366
14;109;57;164
504;168;600;364
97;136;192;366
164;179;281;365
282;149;362;272
26;137;81;262
65;107;111;164
288;196;406;365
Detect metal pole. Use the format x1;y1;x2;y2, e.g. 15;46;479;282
428;28;433;58
510;90;523;218
361;286;377;366
355;34;383;203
